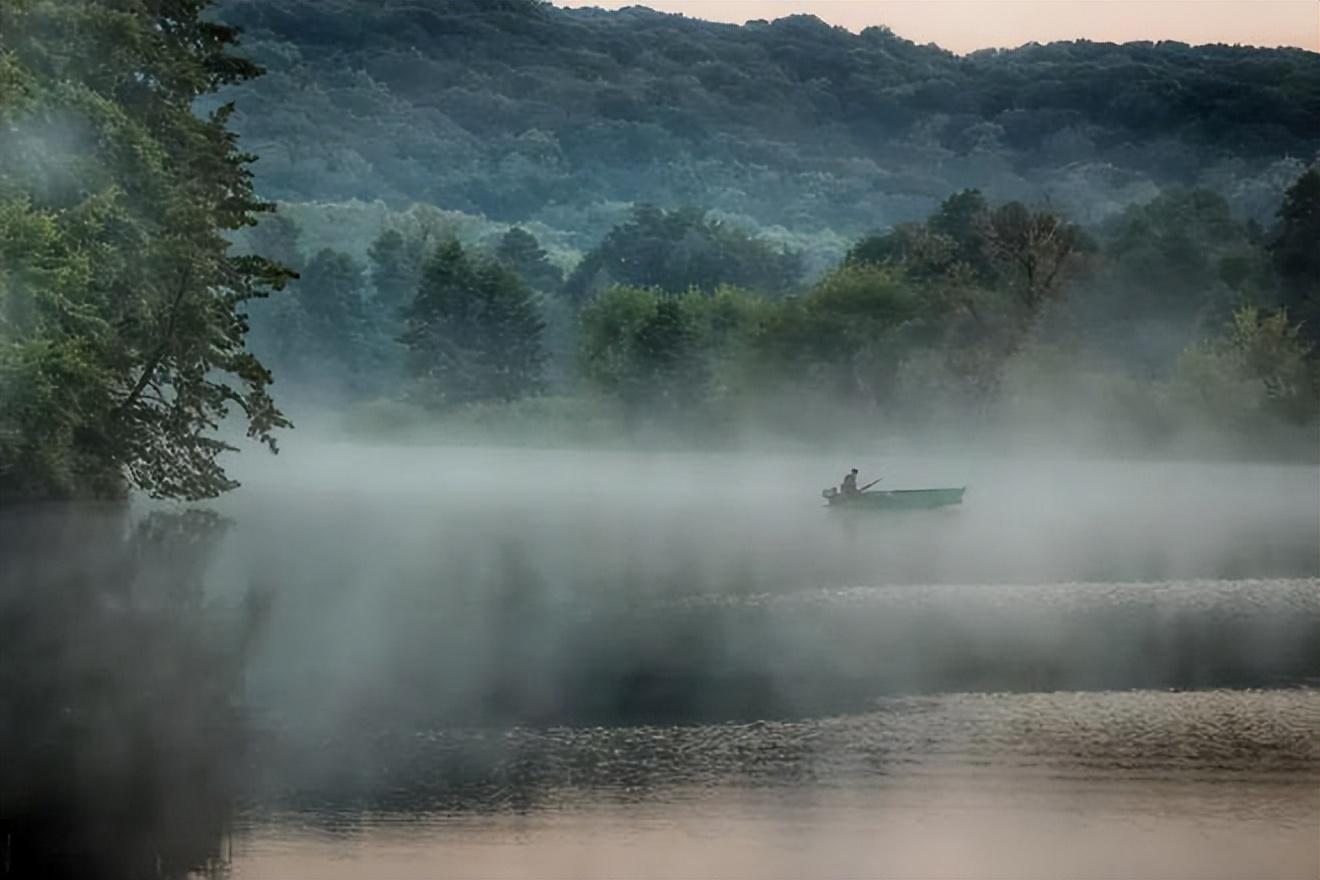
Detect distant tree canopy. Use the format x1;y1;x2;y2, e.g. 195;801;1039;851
496;227;563;295
400;241;545;406
0;0;289;502
565;206;804;301
847;190;1092;368
1176;306;1317;427
210;0;1320;235
1051;187;1273;367
368;228;427;313
566;178;1318;435
1270;169;1320;348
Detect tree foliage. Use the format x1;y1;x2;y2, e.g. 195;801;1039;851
400;240;545;407
565;205;803;302
211;0;1320;235
845;190;1093;393
1175;306;1318;427
496;226;564;295
0;0;290;502
1269;168;1320;349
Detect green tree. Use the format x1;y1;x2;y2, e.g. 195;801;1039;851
1269;168;1320;349
846;191;1089;336
368;227;425;313
0;0;291;502
496;226;563;295
927;189;997;283
294;249;368;369
753;263;921;406
981;201;1090;320
1069;189;1268;367
843;194;1091;395
564;206;803;301
1174;306;1318;427
400;241;545;406
578;286;712;415
245;247;384;398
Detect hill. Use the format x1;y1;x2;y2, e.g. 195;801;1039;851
211;0;1320;244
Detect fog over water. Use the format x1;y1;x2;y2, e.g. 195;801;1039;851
198;439;1319;721
137;436;1316;878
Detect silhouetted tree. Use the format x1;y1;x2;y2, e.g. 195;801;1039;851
981;201;1089;319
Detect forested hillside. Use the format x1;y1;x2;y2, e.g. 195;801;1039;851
195;0;1319;452
212;0;1320;240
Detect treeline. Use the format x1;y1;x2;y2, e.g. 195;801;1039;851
239;203;804;398
242;174;1320;450
210;0;1320;240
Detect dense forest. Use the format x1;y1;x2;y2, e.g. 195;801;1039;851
2;0;1317;499
203;0;1320;454
237;180;1320;455
213;0;1320;238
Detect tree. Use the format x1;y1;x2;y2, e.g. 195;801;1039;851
578;286;712;415
212;0;1320;234
564;206;803;302
843;193;1089;389
0;0;291;502
400;241;545;406
293;249;369;369
368;227;426;313
631;298;705;412
1067;188;1268;368
247;213;305;274
927;189;997;282
244;247;394;399
1269;168;1320;349
496;227;563;295
980;201;1089;320
1174;306;1318;427
752;263;921;406
851;194;1088;325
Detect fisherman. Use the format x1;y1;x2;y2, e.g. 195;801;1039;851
841;468;860;496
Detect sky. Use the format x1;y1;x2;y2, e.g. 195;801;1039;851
555;1;1319;54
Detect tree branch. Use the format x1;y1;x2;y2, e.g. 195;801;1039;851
115;265;192;420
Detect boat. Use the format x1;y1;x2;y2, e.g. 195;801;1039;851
821;486;965;510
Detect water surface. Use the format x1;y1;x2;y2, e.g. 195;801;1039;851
205;446;1320;878
227;688;1320;880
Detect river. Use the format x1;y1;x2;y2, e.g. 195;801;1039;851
179;443;1320;878
226;687;1319;879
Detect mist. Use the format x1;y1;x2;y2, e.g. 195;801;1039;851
197;434;1318;880
3;0;1319;877
194;436;1320;734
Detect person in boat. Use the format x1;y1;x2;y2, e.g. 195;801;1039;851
841;468;860;496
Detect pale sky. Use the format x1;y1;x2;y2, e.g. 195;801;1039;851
556;1;1318;54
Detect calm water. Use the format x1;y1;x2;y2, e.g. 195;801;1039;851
224;687;1320;879
196;447;1320;879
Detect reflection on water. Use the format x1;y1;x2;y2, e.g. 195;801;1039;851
6;450;1315;877
226;688;1320;880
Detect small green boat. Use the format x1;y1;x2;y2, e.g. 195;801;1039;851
821;486;965;510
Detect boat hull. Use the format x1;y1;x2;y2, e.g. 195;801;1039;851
825;487;965;511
